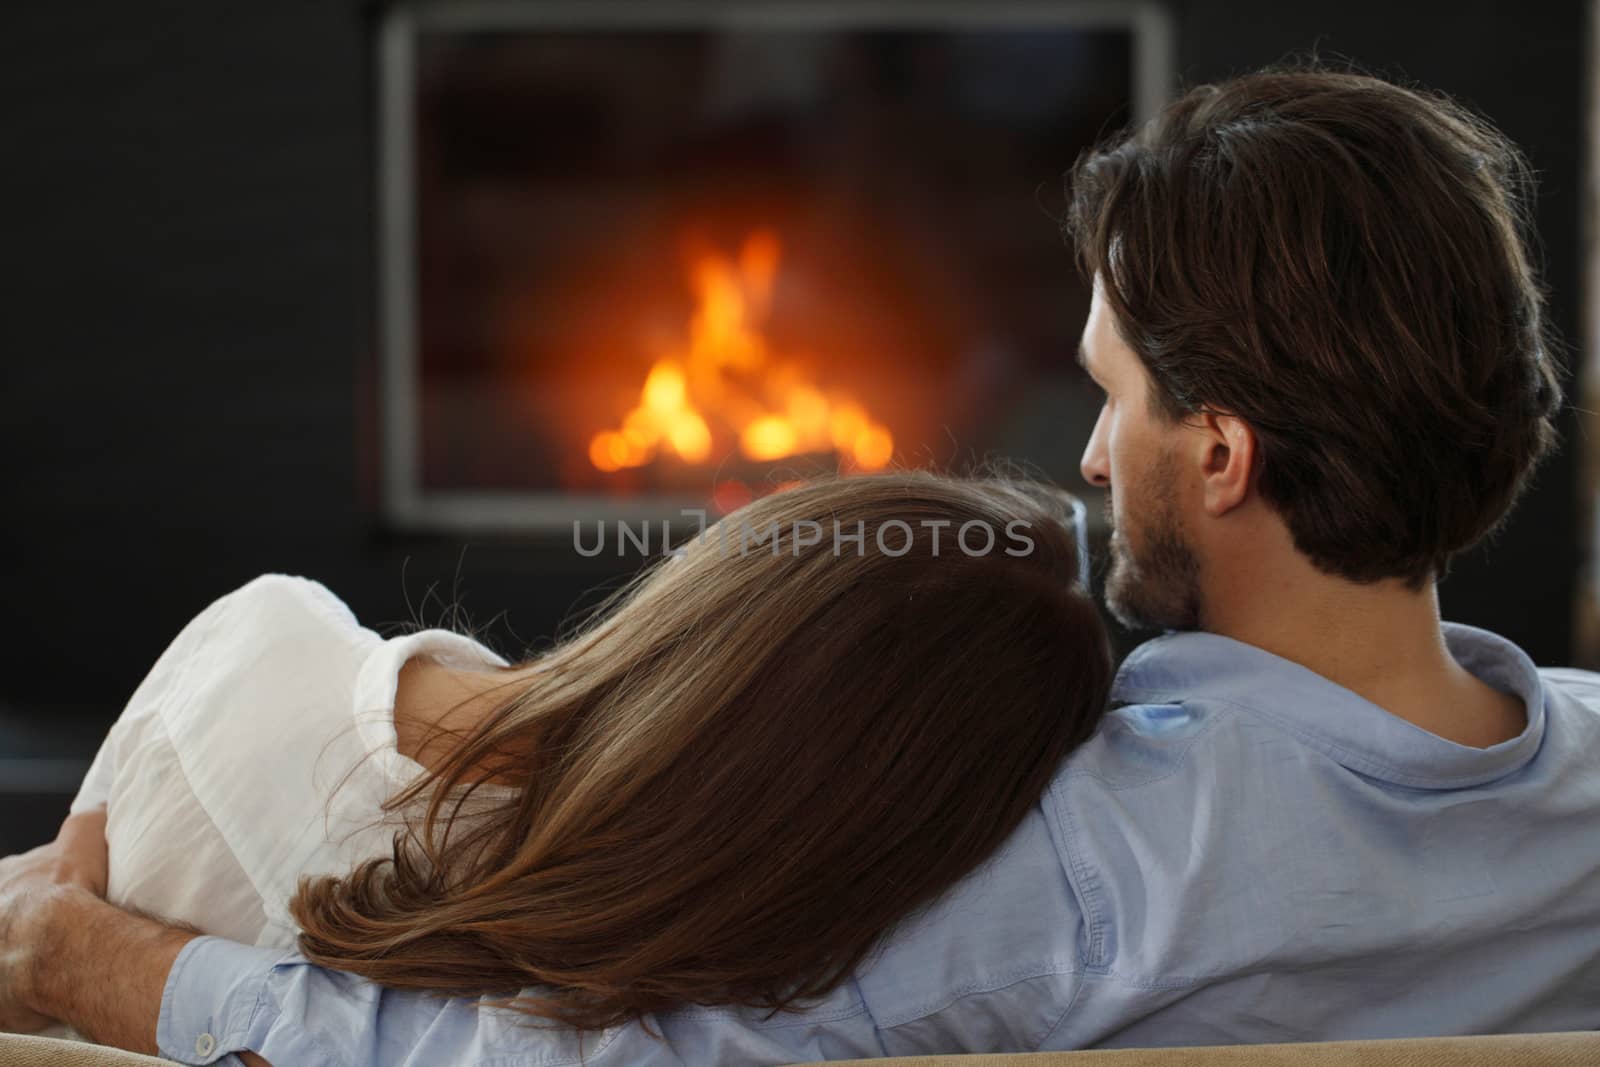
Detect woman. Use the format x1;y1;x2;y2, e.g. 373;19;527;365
70;471;1112;1032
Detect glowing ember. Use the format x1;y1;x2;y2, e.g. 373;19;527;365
589;230;894;475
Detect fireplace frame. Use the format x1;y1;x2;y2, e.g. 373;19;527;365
376;0;1175;533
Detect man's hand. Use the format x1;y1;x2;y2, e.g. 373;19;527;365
0;806;198;1053
0;810;265;1061
0;807;109;1031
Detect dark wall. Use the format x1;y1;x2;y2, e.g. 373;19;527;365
0;1;1588;845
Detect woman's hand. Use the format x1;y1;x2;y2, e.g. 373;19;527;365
0;806;109;1031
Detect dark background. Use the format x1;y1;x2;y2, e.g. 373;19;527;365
0;0;1588;852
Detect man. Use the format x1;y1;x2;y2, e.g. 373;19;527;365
3;64;1598;1065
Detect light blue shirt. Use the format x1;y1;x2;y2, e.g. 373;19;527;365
158;624;1600;1065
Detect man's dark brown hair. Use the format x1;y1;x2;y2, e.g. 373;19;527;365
1065;62;1564;585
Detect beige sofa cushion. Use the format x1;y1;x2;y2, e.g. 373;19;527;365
0;1034;168;1066
2;1029;1596;1065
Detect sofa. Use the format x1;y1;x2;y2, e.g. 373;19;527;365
2;1031;1598;1066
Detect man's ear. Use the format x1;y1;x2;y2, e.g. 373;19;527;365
1194;409;1257;517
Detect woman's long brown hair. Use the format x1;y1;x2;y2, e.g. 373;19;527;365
290;472;1112;1029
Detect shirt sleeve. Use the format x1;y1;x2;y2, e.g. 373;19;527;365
159;936;623;1067
70;583;242;813
70;719;125;813
72;573;354;814
157;937;885;1067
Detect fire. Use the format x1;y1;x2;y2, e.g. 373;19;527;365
589;230;894;475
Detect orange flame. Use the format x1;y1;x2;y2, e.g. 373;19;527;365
589;230;893;475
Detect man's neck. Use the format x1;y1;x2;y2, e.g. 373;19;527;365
1202;561;1526;749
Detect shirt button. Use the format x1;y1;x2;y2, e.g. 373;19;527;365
195;1032;217;1057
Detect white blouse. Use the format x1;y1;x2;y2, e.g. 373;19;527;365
70;574;509;949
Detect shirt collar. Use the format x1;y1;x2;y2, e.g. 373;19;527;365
352;628;510;784
1109;622;1547;789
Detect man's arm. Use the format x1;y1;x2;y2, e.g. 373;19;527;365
27;885;194;1051
0;812;272;1065
0;818;613;1066
2;810;879;1066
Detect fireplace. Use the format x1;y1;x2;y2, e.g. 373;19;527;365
377;1;1173;531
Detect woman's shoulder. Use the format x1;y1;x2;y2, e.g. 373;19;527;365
194;573;366;660
114;575;363;719
142;573;376;732
212;573;359;631
124;576;396;926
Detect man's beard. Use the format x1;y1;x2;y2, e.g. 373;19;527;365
1103;453;1203;632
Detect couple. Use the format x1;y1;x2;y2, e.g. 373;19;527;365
4;64;1600;1066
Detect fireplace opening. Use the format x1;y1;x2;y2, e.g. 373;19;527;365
378;2;1173;531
